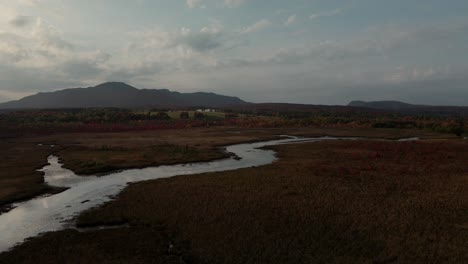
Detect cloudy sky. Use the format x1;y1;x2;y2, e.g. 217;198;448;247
0;0;467;105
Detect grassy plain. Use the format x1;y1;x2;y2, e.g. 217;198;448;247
1;138;467;263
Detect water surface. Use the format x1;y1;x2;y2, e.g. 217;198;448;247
0;136;420;252
0;136;324;252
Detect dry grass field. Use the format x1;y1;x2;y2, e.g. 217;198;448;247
1;138;466;263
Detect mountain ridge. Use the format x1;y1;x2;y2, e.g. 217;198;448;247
348;100;423;110
348;100;468;115
0;82;247;109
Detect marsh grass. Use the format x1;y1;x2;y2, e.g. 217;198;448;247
58;144;228;176
2;139;467;263
0;127;282;210
0;140;64;211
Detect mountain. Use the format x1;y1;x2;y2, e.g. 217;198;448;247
0;82;247;109
348;101;421;111
348;100;468;115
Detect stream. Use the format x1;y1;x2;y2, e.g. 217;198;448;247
0;136;419;252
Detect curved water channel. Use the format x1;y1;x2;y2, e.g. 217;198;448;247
0;136;419;252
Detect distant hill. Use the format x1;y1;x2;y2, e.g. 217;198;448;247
348;101;422;110
0;82;247;109
230;103;378;113
348;100;468;115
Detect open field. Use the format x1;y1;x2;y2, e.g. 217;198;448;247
1;138;467;263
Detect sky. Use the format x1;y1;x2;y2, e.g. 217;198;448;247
0;0;467;105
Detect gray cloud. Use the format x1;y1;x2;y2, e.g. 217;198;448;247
178;29;223;51
186;0;203;9
106;62;164;81
0;17;74;68
284;15;297;26
61;60;104;79
0;95;9;103
240;19;271;34
225;0;247;8
219;21;468;71
0;33;30;63
0;64;80;93
310;8;343;20
130;23;225;53
10;15;34;27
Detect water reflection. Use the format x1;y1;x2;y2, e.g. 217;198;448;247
0;136;420;252
0;136;309;252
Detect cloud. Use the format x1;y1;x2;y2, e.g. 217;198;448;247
310;8;343;20
17;0;41;7
284;15;297;26
179;25;224;51
10;15;34;27
186;0;247;9
0;4;18;24
225;0;247;8
61;60;104;79
0;33;30;63
32;18;74;51
240;19;271;34
0;95;9;103
215;20;468;85
107;22;227;82
0;63;81;94
132;22;225;53
0;17;74;69
0;1;467;106
186;0;204;9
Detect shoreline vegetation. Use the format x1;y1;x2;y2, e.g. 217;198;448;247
1;137;466;263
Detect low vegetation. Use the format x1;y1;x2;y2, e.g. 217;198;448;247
0;138;65;212
59;144;228;175
2;139;467;263
1;108;466;136
0;126;457;213
0;127;283;211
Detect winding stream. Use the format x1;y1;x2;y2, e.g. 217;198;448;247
0;136;316;252
0;136;419;252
